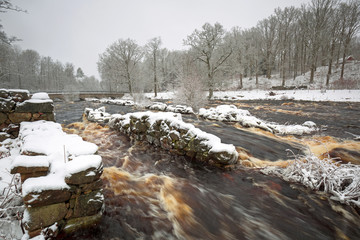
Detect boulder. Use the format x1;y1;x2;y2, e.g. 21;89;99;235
15;100;54;113
24;189;71;207
24;202;68;232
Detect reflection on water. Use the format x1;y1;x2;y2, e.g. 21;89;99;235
61;121;360;240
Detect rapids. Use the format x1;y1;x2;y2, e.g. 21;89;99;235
55;100;360;240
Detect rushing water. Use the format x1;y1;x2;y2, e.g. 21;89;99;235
55;101;360;240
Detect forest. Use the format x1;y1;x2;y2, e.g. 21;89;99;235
1;0;360;96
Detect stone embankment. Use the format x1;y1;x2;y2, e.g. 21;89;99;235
85;107;238;167
1;89;104;239
0;89;54;141
10;121;104;239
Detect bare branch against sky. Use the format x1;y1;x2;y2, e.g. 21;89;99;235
1;0;309;78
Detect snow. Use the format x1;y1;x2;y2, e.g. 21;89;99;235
262;153;360;208
22;173;69;196
31;92;50;100
11;155;49;169
212;89;360;102
85;97;134;106
65;155;102;175
105;110;238;158
199;105;317;135
19;121;98;157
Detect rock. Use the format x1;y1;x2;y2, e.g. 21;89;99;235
8;112;32;123
65;165;103;185
328;148;360;165
32;112;55;121
0;89;9;98
71;190;104;218
209;150;238;166
0;98;16;112
8;90;30;102
80;179;103;192
10;165;49;175
20;171;49;183
62;212;102;235
0;112;8;124
0;132;10;142
24;189;71;207
15;101;54;113
24;202;68;232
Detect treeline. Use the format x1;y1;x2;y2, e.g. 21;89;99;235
1;0;360;96
98;0;360;98
0;43;103;92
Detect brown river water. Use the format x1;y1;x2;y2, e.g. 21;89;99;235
54;100;360;240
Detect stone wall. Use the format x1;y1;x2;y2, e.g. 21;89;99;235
10;121;104;239
85;107;239;167
0;89;54;141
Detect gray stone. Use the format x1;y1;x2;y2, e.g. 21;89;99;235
15;101;54;113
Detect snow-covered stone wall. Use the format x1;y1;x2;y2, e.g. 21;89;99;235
85;107;238;167
10;121;104;239
0;89;55;141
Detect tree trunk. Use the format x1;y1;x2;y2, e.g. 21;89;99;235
326;41;336;87
239;73;243;89
153;52;157;97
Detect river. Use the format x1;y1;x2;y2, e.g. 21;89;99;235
54;100;360;240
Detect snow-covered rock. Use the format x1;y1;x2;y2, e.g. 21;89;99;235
199;105;317;135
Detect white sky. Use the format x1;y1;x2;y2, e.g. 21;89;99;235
2;0;309;79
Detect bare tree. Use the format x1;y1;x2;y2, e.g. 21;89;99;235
301;0;338;84
98;38;144;95
145;37;162;97
258;15;278;79
184;22;232;99
338;0;360;80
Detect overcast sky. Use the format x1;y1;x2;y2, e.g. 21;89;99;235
2;0;309;79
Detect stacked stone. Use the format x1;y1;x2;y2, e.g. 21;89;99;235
85;109;238;167
0;89;54;141
9;123;104;238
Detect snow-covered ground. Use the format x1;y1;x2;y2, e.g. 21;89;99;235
142;89;360;102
